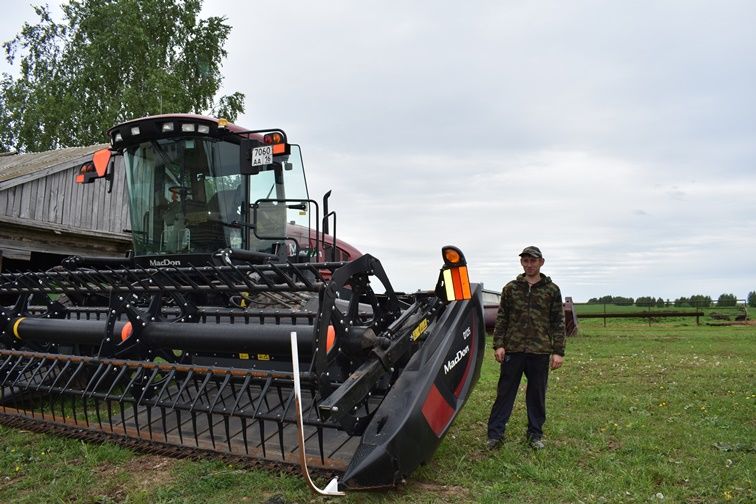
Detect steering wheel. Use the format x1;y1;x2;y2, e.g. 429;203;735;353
168;185;191;198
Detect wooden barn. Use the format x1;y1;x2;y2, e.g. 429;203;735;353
0;146;131;271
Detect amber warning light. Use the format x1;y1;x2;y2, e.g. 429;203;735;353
264;132;287;155
438;246;472;302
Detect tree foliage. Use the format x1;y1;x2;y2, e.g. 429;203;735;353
689;295;712;308
748;291;756;308
635;296;655;307
0;0;244;152
716;293;737;307
587;295;634;305
588;294;746;308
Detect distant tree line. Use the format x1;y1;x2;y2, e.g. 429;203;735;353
675;295;713;308
587;295;635;305
587;293;755;308
635;296;666;308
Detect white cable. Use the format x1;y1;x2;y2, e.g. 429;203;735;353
290;331;344;496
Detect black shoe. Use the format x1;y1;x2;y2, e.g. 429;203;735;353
486;438;501;450
528;438;544;450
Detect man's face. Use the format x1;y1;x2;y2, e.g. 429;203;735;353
520;255;544;277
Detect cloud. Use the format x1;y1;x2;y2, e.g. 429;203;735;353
304;144;756;299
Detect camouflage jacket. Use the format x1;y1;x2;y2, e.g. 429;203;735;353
492;273;566;356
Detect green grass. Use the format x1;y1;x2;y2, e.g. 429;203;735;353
1;321;754;503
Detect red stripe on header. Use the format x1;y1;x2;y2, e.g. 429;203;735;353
421;384;455;437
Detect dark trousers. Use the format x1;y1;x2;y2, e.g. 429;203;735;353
487;352;550;441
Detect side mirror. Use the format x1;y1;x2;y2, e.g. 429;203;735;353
75;148;113;185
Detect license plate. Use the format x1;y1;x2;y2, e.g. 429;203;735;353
251;145;273;167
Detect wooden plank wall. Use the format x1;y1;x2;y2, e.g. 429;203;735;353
0;162;131;235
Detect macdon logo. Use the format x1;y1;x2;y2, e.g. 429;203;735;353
443;345;470;374
149;258;182;267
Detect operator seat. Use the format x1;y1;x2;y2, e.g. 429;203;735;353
185;185;242;252
161;200;190;252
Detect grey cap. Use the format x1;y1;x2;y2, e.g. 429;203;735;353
519;246;543;258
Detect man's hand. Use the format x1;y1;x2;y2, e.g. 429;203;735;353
550;354;564;370
494;347;506;363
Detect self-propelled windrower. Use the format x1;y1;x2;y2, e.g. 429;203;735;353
0;114;485;491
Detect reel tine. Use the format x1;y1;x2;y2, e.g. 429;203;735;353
229;374;251;416
170;369;194;409
25;356;48;392
191;412;199;447
122;365;146;435
189;372;213;447
36;359;58;393
258;418;266;458
47;359;73;421
160;405;169;443
81;362;107;427
207;373;232;413
154;368;176;404
136;367;160;406
240;417;249;455
252;376;273;457
83;362;106;397
0;353;16;375
207;410;216;450
0;354;24;388
175;409;184;445
60;360;87;425
9;356;36;391
105;364;130;398
139;367;163;439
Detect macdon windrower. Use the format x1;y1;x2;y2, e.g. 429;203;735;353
0;114;485;492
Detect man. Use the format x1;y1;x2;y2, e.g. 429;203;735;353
487;246;566;450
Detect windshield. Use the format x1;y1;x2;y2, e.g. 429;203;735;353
123;138;310;257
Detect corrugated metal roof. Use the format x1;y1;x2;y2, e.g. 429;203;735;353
0;144;108;184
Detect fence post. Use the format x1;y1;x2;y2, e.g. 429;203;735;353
695;301;700;326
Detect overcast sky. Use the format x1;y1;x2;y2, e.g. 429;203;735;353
2;1;755;302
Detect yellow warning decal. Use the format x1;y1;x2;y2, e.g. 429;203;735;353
13;317;26;340
411;318;429;341
239;353;250;360
257;354;271;361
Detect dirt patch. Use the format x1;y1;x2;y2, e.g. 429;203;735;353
606;437;622;451
466;450;488;463
706;320;756;326
404;480;472;502
96;454;177;500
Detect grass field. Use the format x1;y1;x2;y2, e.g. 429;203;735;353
1;320;754;503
